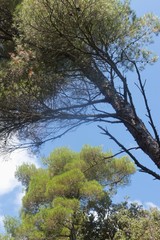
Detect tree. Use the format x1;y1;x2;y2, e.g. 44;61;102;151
3;203;160;240
0;0;21;59
0;0;160;178
82;200;160;240
2;145;135;240
111;203;160;240
2;146;160;240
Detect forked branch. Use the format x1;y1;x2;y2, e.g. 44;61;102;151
98;125;160;180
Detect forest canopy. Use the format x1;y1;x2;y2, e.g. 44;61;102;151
0;145;136;239
0;0;160;178
1;146;160;240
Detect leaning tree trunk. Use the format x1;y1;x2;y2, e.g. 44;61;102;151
80;60;160;170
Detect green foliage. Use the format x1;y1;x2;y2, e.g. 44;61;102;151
22;169;50;214
0;0;159;178
82;201;160;240
0;2;160;238
113;203;160;240
0;0;160;126
15;163;37;190
3;217;20;238
3;145;135;239
3;146;160;239
16;0;160;71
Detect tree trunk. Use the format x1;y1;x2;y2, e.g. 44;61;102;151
70;226;77;240
80;61;160;169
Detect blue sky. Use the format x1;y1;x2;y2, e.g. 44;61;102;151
0;0;160;234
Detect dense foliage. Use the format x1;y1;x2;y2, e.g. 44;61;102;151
1;146;160;239
0;1;160;238
1;145;135;239
0;0;160;178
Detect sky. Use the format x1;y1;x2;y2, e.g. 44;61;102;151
0;0;160;234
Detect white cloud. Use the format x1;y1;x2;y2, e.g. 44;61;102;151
145;202;160;210
128;199;160;210
0;148;39;196
0;215;4;233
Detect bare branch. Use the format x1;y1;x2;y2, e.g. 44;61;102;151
98;125;160;180
133;61;160;146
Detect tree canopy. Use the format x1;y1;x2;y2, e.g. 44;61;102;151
1;146;160;240
1;145;135;239
0;0;160;178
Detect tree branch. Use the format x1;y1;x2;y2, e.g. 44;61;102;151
133;61;160;146
98;125;160;180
